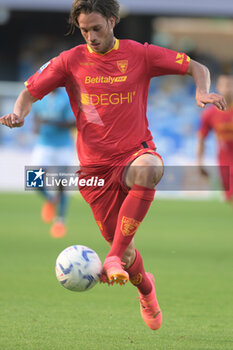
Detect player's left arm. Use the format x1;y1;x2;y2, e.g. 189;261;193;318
186;59;226;111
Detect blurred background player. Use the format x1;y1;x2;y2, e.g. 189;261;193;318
197;74;233;209
32;88;77;237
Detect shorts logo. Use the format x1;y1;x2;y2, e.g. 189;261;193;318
96;221;103;231
130;273;143;286
26;168;45;188
121;216;141;236
117;60;128;74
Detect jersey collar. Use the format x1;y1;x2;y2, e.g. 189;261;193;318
87;38;119;55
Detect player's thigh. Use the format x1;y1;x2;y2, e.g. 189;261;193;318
124;152;164;188
85;187;127;243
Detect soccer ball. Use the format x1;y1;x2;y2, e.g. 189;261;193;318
55;245;102;292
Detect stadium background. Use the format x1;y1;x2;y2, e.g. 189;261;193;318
0;2;233;350
0;0;233;194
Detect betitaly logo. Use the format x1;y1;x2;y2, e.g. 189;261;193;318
26;168;45;188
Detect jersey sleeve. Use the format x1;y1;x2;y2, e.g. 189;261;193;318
198;108;213;139
24;54;66;100
145;44;190;77
61;91;75;121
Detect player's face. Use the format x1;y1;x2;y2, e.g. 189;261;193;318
78;12;115;54
217;76;233;100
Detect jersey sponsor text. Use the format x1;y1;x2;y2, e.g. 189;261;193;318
81;91;136;106
85;75;127;84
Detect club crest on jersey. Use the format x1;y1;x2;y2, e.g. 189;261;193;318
117;60;128;74
121;216;141;236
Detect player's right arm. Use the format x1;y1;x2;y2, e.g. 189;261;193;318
0;89;37;128
145;44;226;110
0;54;67;129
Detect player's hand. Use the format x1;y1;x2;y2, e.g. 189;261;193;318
0;113;24;128
196;92;226;111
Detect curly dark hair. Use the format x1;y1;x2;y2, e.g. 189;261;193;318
68;0;120;34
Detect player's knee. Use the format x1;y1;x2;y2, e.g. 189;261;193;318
134;161;163;188
122;245;136;269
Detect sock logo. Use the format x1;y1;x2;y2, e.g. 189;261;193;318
130;272;143;286
121;216;141;236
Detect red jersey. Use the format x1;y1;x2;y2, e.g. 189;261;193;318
199;105;233;164
25;39;189;166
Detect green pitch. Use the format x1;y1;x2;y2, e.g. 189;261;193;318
0;193;232;350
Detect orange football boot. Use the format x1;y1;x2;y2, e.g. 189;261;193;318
99;269;114;285
103;256;129;285
138;273;162;330
41;201;55;223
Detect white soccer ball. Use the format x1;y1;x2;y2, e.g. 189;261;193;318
55;245;102;292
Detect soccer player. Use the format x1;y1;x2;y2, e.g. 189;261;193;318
0;0;226;330
197;74;233;208
32;88;76;238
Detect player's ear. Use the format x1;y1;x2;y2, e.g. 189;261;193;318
108;16;116;30
75;15;80;28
